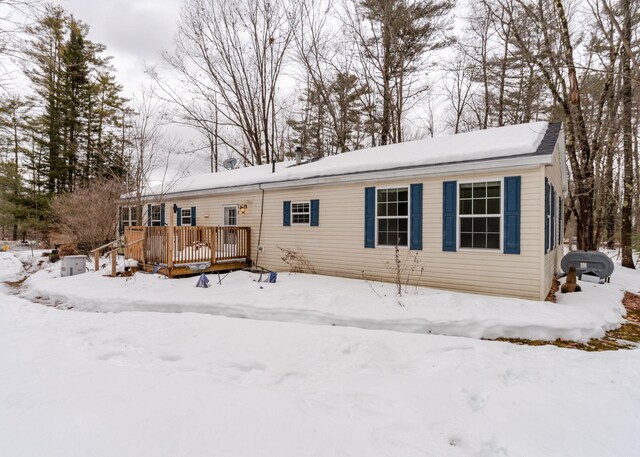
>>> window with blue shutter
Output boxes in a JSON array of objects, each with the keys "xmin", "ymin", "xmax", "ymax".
[
  {"xmin": 310, "ymin": 200, "xmax": 319, "ymax": 226},
  {"xmin": 147, "ymin": 204, "xmax": 152, "ymax": 226},
  {"xmin": 191, "ymin": 206, "xmax": 197, "ymax": 226},
  {"xmin": 544, "ymin": 178, "xmax": 550, "ymax": 253},
  {"xmin": 283, "ymin": 201, "xmax": 291, "ymax": 226},
  {"xmin": 410, "ymin": 184, "xmax": 423, "ymax": 250},
  {"xmin": 176, "ymin": 207, "xmax": 182, "ymax": 226},
  {"xmin": 442, "ymin": 181, "xmax": 457, "ymax": 251},
  {"xmin": 503, "ymin": 176, "xmax": 521, "ymax": 254},
  {"xmin": 364, "ymin": 187, "xmax": 375, "ymax": 248},
  {"xmin": 160, "ymin": 203, "xmax": 166, "ymax": 226}
]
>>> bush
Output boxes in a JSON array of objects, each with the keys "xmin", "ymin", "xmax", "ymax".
[{"xmin": 51, "ymin": 179, "xmax": 123, "ymax": 251}]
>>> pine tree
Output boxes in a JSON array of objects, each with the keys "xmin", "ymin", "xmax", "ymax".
[
  {"xmin": 330, "ymin": 72, "xmax": 367, "ymax": 153},
  {"xmin": 0, "ymin": 96, "xmax": 33, "ymax": 240},
  {"xmin": 23, "ymin": 5, "xmax": 67, "ymax": 194}
]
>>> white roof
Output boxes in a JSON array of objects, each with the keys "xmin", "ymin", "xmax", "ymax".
[{"xmin": 147, "ymin": 121, "xmax": 550, "ymax": 196}]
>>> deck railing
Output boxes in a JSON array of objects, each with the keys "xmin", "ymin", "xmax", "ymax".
[{"xmin": 124, "ymin": 226, "xmax": 251, "ymax": 268}]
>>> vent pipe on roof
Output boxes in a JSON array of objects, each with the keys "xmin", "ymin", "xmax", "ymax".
[{"xmin": 295, "ymin": 146, "xmax": 302, "ymax": 166}]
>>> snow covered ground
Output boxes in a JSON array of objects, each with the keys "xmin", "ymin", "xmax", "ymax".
[
  {"xmin": 22, "ymin": 253, "xmax": 633, "ymax": 341},
  {"xmin": 0, "ymin": 251, "xmax": 26, "ymax": 282},
  {"xmin": 2, "ymin": 250, "xmax": 640, "ymax": 456}
]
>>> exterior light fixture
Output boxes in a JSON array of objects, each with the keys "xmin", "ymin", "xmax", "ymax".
[{"xmin": 239, "ymin": 204, "xmax": 248, "ymax": 214}]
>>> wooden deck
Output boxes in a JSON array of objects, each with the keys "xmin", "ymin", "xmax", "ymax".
[{"xmin": 124, "ymin": 226, "xmax": 251, "ymax": 277}]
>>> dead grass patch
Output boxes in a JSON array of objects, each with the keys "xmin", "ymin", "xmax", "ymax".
[
  {"xmin": 495, "ymin": 291, "xmax": 640, "ymax": 352},
  {"xmin": 545, "ymin": 275, "xmax": 560, "ymax": 303}
]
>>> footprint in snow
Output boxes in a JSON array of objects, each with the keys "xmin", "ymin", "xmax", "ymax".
[
  {"xmin": 370, "ymin": 425, "xmax": 434, "ymax": 457},
  {"xmin": 97, "ymin": 351, "xmax": 137, "ymax": 368},
  {"xmin": 298, "ymin": 391, "xmax": 396, "ymax": 419}
]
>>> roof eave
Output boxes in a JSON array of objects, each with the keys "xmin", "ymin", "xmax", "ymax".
[{"xmin": 140, "ymin": 153, "xmax": 552, "ymax": 200}]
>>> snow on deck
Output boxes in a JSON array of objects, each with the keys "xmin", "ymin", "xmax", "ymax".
[
  {"xmin": 22, "ymin": 253, "xmax": 629, "ymax": 342},
  {"xmin": 146, "ymin": 121, "xmax": 549, "ymax": 195}
]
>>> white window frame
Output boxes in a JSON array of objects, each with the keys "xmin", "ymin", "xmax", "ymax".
[
  {"xmin": 121, "ymin": 206, "xmax": 137, "ymax": 227},
  {"xmin": 181, "ymin": 207, "xmax": 192, "ymax": 226},
  {"xmin": 375, "ymin": 186, "xmax": 410, "ymax": 248},
  {"xmin": 291, "ymin": 201, "xmax": 311, "ymax": 225},
  {"xmin": 222, "ymin": 205, "xmax": 238, "ymax": 226},
  {"xmin": 457, "ymin": 178, "xmax": 503, "ymax": 252},
  {"xmin": 150, "ymin": 204, "xmax": 162, "ymax": 226}
]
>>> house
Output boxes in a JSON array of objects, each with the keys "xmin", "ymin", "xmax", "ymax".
[{"xmin": 120, "ymin": 121, "xmax": 567, "ymax": 301}]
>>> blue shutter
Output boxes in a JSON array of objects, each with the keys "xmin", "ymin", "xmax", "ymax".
[
  {"xmin": 551, "ymin": 187, "xmax": 556, "ymax": 250},
  {"xmin": 544, "ymin": 178, "xmax": 549, "ymax": 253},
  {"xmin": 160, "ymin": 203, "xmax": 166, "ymax": 226},
  {"xmin": 118, "ymin": 206, "xmax": 124, "ymax": 236},
  {"xmin": 191, "ymin": 206, "xmax": 197, "ymax": 226},
  {"xmin": 364, "ymin": 187, "xmax": 375, "ymax": 248},
  {"xmin": 410, "ymin": 184, "xmax": 423, "ymax": 250},
  {"xmin": 176, "ymin": 208, "xmax": 182, "ymax": 226},
  {"xmin": 503, "ymin": 176, "xmax": 521, "ymax": 254},
  {"xmin": 442, "ymin": 181, "xmax": 457, "ymax": 251},
  {"xmin": 147, "ymin": 204, "xmax": 152, "ymax": 226},
  {"xmin": 558, "ymin": 196, "xmax": 563, "ymax": 245},
  {"xmin": 310, "ymin": 200, "xmax": 319, "ymax": 226},
  {"xmin": 283, "ymin": 201, "xmax": 291, "ymax": 226}
]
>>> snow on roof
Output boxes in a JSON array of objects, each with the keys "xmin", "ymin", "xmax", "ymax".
[{"xmin": 149, "ymin": 121, "xmax": 551, "ymax": 196}]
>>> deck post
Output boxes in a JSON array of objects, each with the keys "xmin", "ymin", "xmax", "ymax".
[
  {"xmin": 246, "ymin": 227, "xmax": 251, "ymax": 264},
  {"xmin": 141, "ymin": 227, "xmax": 147, "ymax": 269},
  {"xmin": 93, "ymin": 249, "xmax": 99, "ymax": 272},
  {"xmin": 168, "ymin": 211, "xmax": 174, "ymax": 269},
  {"xmin": 211, "ymin": 227, "xmax": 217, "ymax": 265},
  {"xmin": 111, "ymin": 250, "xmax": 116, "ymax": 277}
]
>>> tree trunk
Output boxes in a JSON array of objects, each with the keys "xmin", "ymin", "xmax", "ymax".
[{"xmin": 620, "ymin": 0, "xmax": 634, "ymax": 268}]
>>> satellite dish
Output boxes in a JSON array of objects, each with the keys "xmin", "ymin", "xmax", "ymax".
[{"xmin": 222, "ymin": 158, "xmax": 238, "ymax": 170}]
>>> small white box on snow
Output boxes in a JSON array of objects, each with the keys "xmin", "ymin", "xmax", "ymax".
[{"xmin": 61, "ymin": 255, "xmax": 87, "ymax": 277}]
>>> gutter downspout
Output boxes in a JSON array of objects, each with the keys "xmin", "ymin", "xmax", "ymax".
[{"xmin": 254, "ymin": 184, "xmax": 265, "ymax": 266}]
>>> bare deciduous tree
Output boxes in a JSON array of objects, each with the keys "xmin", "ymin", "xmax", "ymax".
[
  {"xmin": 344, "ymin": 0, "xmax": 454, "ymax": 145},
  {"xmin": 51, "ymin": 178, "xmax": 123, "ymax": 250},
  {"xmin": 167, "ymin": 0, "xmax": 297, "ymax": 167}
]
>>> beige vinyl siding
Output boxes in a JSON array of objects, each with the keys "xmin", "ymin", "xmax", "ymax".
[
  {"xmin": 163, "ymin": 192, "xmax": 264, "ymax": 229},
  {"xmin": 163, "ymin": 164, "xmax": 546, "ymax": 301},
  {"xmin": 542, "ymin": 142, "xmax": 566, "ymax": 298}
]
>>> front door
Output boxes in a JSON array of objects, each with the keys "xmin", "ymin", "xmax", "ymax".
[
  {"xmin": 223, "ymin": 205, "xmax": 238, "ymax": 247},
  {"xmin": 223, "ymin": 205, "xmax": 238, "ymax": 227}
]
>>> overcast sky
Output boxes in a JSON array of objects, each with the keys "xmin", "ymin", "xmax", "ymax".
[{"xmin": 55, "ymin": 0, "xmax": 183, "ymax": 98}]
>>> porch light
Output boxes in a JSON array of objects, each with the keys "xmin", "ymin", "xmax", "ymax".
[{"xmin": 239, "ymin": 204, "xmax": 248, "ymax": 214}]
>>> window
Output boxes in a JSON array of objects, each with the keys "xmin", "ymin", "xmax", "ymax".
[
  {"xmin": 150, "ymin": 204, "xmax": 162, "ymax": 226},
  {"xmin": 459, "ymin": 181, "xmax": 501, "ymax": 249},
  {"xmin": 291, "ymin": 202, "xmax": 310, "ymax": 224},
  {"xmin": 121, "ymin": 206, "xmax": 137, "ymax": 227},
  {"xmin": 181, "ymin": 208, "xmax": 191, "ymax": 226},
  {"xmin": 377, "ymin": 187, "xmax": 409, "ymax": 246}
]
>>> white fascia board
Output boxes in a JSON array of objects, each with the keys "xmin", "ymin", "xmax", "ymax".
[
  {"xmin": 140, "ymin": 154, "xmax": 552, "ymax": 200},
  {"xmin": 559, "ymin": 130, "xmax": 569, "ymax": 194},
  {"xmin": 261, "ymin": 155, "xmax": 550, "ymax": 190}
]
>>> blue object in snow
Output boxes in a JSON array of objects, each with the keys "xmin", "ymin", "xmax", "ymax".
[
  {"xmin": 267, "ymin": 272, "xmax": 277, "ymax": 283},
  {"xmin": 152, "ymin": 264, "xmax": 160, "ymax": 274},
  {"xmin": 196, "ymin": 273, "xmax": 210, "ymax": 288}
]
